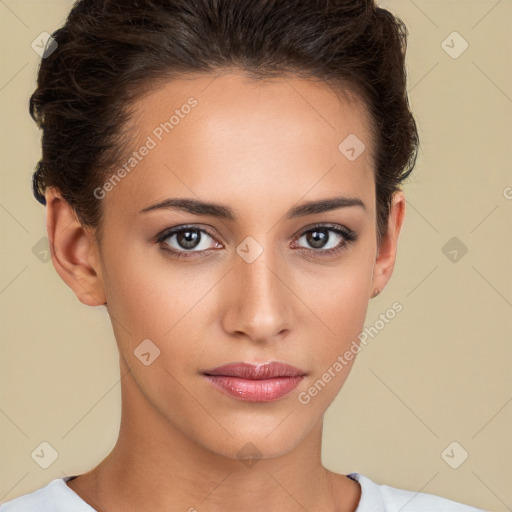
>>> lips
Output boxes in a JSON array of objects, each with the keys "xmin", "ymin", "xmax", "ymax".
[
  {"xmin": 202, "ymin": 362, "xmax": 307, "ymax": 402},
  {"xmin": 203, "ymin": 362, "xmax": 306, "ymax": 379}
]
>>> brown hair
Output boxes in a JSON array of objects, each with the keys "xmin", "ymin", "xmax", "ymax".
[{"xmin": 30, "ymin": 0, "xmax": 419, "ymax": 247}]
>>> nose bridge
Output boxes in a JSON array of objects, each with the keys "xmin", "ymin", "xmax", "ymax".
[{"xmin": 225, "ymin": 240, "xmax": 292, "ymax": 341}]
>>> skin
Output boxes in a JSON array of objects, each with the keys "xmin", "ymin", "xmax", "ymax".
[{"xmin": 45, "ymin": 70, "xmax": 405, "ymax": 512}]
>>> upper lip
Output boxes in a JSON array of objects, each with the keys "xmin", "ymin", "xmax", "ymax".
[{"xmin": 202, "ymin": 362, "xmax": 307, "ymax": 379}]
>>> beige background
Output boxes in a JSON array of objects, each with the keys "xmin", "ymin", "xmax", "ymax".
[{"xmin": 1, "ymin": 1, "xmax": 511, "ymax": 510}]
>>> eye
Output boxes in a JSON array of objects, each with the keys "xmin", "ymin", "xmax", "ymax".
[
  {"xmin": 156, "ymin": 225, "xmax": 221, "ymax": 258},
  {"xmin": 155, "ymin": 223, "xmax": 357, "ymax": 260},
  {"xmin": 293, "ymin": 224, "xmax": 357, "ymax": 256}
]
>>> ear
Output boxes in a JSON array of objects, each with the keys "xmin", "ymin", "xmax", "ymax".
[
  {"xmin": 370, "ymin": 190, "xmax": 406, "ymax": 298},
  {"xmin": 45, "ymin": 187, "xmax": 107, "ymax": 307}
]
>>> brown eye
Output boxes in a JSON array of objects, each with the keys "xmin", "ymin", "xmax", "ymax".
[
  {"xmin": 157, "ymin": 225, "xmax": 221, "ymax": 257},
  {"xmin": 294, "ymin": 224, "xmax": 358, "ymax": 256}
]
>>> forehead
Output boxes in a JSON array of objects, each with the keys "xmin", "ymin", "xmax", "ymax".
[{"xmin": 103, "ymin": 71, "xmax": 376, "ymax": 219}]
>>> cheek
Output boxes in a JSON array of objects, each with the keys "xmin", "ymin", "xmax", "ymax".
[
  {"xmin": 101, "ymin": 243, "xmax": 220, "ymax": 364},
  {"xmin": 294, "ymin": 273, "xmax": 371, "ymax": 411},
  {"xmin": 99, "ymin": 242, "xmax": 172, "ymax": 349},
  {"xmin": 307, "ymin": 257, "xmax": 372, "ymax": 321},
  {"xmin": 300, "ymin": 259, "xmax": 372, "ymax": 368}
]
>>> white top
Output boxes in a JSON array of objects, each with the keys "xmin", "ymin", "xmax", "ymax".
[{"xmin": 0, "ymin": 473, "xmax": 488, "ymax": 511}]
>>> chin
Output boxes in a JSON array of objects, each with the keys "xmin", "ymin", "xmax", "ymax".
[{"xmin": 196, "ymin": 421, "xmax": 310, "ymax": 464}]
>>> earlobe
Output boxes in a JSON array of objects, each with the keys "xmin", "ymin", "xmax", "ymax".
[
  {"xmin": 45, "ymin": 187, "xmax": 106, "ymax": 307},
  {"xmin": 370, "ymin": 190, "xmax": 406, "ymax": 299}
]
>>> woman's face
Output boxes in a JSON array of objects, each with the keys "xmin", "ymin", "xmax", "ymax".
[{"xmin": 49, "ymin": 71, "xmax": 403, "ymax": 461}]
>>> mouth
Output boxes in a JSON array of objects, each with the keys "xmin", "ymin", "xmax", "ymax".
[{"xmin": 201, "ymin": 362, "xmax": 307, "ymax": 402}]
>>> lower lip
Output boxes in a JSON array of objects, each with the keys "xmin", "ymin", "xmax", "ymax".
[{"xmin": 203, "ymin": 375, "xmax": 304, "ymax": 402}]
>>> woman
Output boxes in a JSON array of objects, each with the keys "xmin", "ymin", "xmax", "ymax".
[{"xmin": 1, "ymin": 0, "xmax": 487, "ymax": 510}]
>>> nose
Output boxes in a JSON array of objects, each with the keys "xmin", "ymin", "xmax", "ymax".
[{"xmin": 220, "ymin": 246, "xmax": 294, "ymax": 344}]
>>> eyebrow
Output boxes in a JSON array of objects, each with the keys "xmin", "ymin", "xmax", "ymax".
[{"xmin": 139, "ymin": 195, "xmax": 366, "ymax": 220}]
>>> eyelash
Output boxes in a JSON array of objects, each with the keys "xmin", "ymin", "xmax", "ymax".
[{"xmin": 155, "ymin": 223, "xmax": 358, "ymax": 260}]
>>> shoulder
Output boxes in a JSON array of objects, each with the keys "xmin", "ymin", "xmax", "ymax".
[
  {"xmin": 0, "ymin": 477, "xmax": 95, "ymax": 512},
  {"xmin": 348, "ymin": 472, "xmax": 489, "ymax": 512}
]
